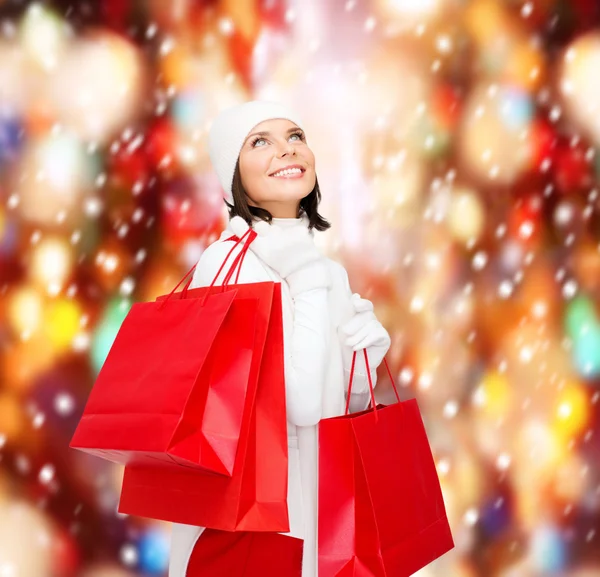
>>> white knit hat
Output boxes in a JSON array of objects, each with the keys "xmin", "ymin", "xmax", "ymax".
[{"xmin": 207, "ymin": 100, "xmax": 304, "ymax": 204}]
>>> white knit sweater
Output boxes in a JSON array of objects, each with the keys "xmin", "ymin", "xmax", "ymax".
[{"xmin": 168, "ymin": 215, "xmax": 386, "ymax": 577}]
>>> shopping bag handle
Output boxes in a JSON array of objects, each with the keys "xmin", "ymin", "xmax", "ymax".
[
  {"xmin": 157, "ymin": 227, "xmax": 256, "ymax": 309},
  {"xmin": 344, "ymin": 351, "xmax": 400, "ymax": 421},
  {"xmin": 190, "ymin": 227, "xmax": 257, "ymax": 307},
  {"xmin": 194, "ymin": 227, "xmax": 254, "ymax": 291},
  {"xmin": 220, "ymin": 231, "xmax": 255, "ymax": 286},
  {"xmin": 156, "ymin": 260, "xmax": 200, "ymax": 310}
]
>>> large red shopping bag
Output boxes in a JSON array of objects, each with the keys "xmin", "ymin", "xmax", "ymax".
[
  {"xmin": 117, "ymin": 233, "xmax": 290, "ymax": 532},
  {"xmin": 319, "ymin": 351, "xmax": 455, "ymax": 576},
  {"xmin": 70, "ymin": 229, "xmax": 261, "ymax": 477}
]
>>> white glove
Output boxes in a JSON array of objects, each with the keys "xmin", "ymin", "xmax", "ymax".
[
  {"xmin": 229, "ymin": 216, "xmax": 331, "ymax": 297},
  {"xmin": 339, "ymin": 293, "xmax": 391, "ymax": 369}
]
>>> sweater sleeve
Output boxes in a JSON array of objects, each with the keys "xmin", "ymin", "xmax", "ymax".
[
  {"xmin": 189, "ymin": 240, "xmax": 330, "ymax": 427},
  {"xmin": 330, "ymin": 261, "xmax": 381, "ymax": 413}
]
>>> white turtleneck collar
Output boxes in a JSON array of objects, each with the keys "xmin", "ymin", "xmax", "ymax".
[
  {"xmin": 221, "ymin": 213, "xmax": 312, "ymax": 240},
  {"xmin": 271, "ymin": 215, "xmax": 307, "ymax": 228}
]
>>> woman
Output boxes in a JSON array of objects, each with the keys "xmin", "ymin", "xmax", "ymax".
[{"xmin": 169, "ymin": 100, "xmax": 391, "ymax": 577}]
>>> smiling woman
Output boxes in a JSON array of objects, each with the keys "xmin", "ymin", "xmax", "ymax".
[
  {"xmin": 168, "ymin": 100, "xmax": 391, "ymax": 577},
  {"xmin": 238, "ymin": 118, "xmax": 315, "ymax": 217},
  {"xmin": 227, "ymin": 119, "xmax": 331, "ymax": 231}
]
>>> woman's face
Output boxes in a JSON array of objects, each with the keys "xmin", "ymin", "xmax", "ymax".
[{"xmin": 237, "ymin": 118, "xmax": 316, "ymax": 217}]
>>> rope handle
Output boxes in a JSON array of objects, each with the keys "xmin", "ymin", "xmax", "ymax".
[
  {"xmin": 344, "ymin": 351, "xmax": 400, "ymax": 421},
  {"xmin": 192, "ymin": 229, "xmax": 256, "ymax": 307},
  {"xmin": 157, "ymin": 227, "xmax": 257, "ymax": 309}
]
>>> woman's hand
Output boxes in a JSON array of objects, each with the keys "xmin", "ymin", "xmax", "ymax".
[
  {"xmin": 229, "ymin": 216, "xmax": 331, "ymax": 296},
  {"xmin": 339, "ymin": 293, "xmax": 391, "ymax": 366}
]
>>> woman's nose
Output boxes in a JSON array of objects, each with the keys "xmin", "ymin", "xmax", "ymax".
[{"xmin": 279, "ymin": 143, "xmax": 296, "ymax": 156}]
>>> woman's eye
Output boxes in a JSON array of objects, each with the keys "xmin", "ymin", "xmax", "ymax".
[{"xmin": 251, "ymin": 132, "xmax": 304, "ymax": 148}]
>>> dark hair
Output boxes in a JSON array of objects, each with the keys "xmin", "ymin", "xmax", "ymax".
[{"xmin": 224, "ymin": 157, "xmax": 331, "ymax": 232}]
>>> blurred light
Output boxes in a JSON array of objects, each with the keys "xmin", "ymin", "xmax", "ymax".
[
  {"xmin": 552, "ymin": 452, "xmax": 589, "ymax": 503},
  {"xmin": 2, "ymin": 334, "xmax": 56, "ymax": 393},
  {"xmin": 252, "ymin": 26, "xmax": 291, "ymax": 88},
  {"xmin": 480, "ymin": 493, "xmax": 511, "ymax": 538},
  {"xmin": 372, "ymin": 149, "xmax": 426, "ymax": 226},
  {"xmin": 507, "ymin": 40, "xmax": 545, "ymax": 90},
  {"xmin": 446, "ymin": 186, "xmax": 485, "ymax": 244},
  {"xmin": 119, "ymin": 543, "xmax": 138, "ymax": 567},
  {"xmin": 137, "ymin": 527, "xmax": 169, "ymax": 574},
  {"xmin": 90, "ymin": 297, "xmax": 132, "ymax": 376},
  {"xmin": 0, "ymin": 499, "xmax": 55, "ymax": 577},
  {"xmin": 553, "ymin": 382, "xmax": 590, "ymax": 439},
  {"xmin": 499, "ymin": 238, "xmax": 526, "ymax": 274},
  {"xmin": 50, "ymin": 526, "xmax": 81, "ymax": 576},
  {"xmin": 20, "ymin": 3, "xmax": 71, "ymax": 71},
  {"xmin": 343, "ymin": 48, "xmax": 431, "ymax": 137},
  {"xmin": 564, "ymin": 294, "xmax": 596, "ymax": 340},
  {"xmin": 465, "ymin": 0, "xmax": 507, "ymax": 46},
  {"xmin": 472, "ymin": 371, "xmax": 512, "ymax": 418},
  {"xmin": 552, "ymin": 198, "xmax": 586, "ymax": 242},
  {"xmin": 458, "ymin": 83, "xmax": 535, "ymax": 184},
  {"xmin": 572, "ymin": 325, "xmax": 600, "ymax": 378},
  {"xmin": 519, "ymin": 263, "xmax": 559, "ymax": 324},
  {"xmin": 0, "ymin": 42, "xmax": 27, "ymax": 111},
  {"xmin": 408, "ymin": 111, "xmax": 452, "ymax": 158},
  {"xmin": 498, "ymin": 86, "xmax": 534, "ymax": 129},
  {"xmin": 48, "ymin": 31, "xmax": 145, "ymax": 143},
  {"xmin": 571, "ymin": 241, "xmax": 600, "ymax": 292},
  {"xmin": 42, "ymin": 297, "xmax": 83, "ymax": 352},
  {"xmin": 7, "ymin": 285, "xmax": 43, "ymax": 337},
  {"xmin": 93, "ymin": 239, "xmax": 132, "ymax": 292},
  {"xmin": 559, "ymin": 31, "xmax": 600, "ymax": 146},
  {"xmin": 18, "ymin": 132, "xmax": 94, "ymax": 227},
  {"xmin": 54, "ymin": 391, "xmax": 75, "ymax": 416},
  {"xmin": 515, "ymin": 420, "xmax": 566, "ymax": 482},
  {"xmin": 29, "ymin": 236, "xmax": 74, "ymax": 293},
  {"xmin": 38, "ymin": 463, "xmax": 55, "ymax": 484},
  {"xmin": 171, "ymin": 87, "xmax": 208, "ymax": 135},
  {"xmin": 409, "ymin": 83, "xmax": 460, "ymax": 157},
  {"xmin": 530, "ymin": 523, "xmax": 567, "ymax": 573},
  {"xmin": 467, "ymin": 0, "xmax": 546, "ymax": 90},
  {"xmin": 564, "ymin": 294, "xmax": 600, "ymax": 378},
  {"xmin": 0, "ymin": 392, "xmax": 25, "ymax": 442},
  {"xmin": 377, "ymin": 0, "xmax": 444, "ymax": 26},
  {"xmin": 38, "ymin": 133, "xmax": 92, "ymax": 191},
  {"xmin": 158, "ymin": 43, "xmax": 192, "ymax": 89},
  {"xmin": 79, "ymin": 563, "xmax": 136, "ymax": 577},
  {"xmin": 0, "ymin": 113, "xmax": 24, "ymax": 165}
]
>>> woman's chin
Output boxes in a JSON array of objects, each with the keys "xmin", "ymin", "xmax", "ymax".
[{"xmin": 263, "ymin": 182, "xmax": 312, "ymax": 198}]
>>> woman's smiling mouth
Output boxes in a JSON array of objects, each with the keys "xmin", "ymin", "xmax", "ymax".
[{"xmin": 269, "ymin": 165, "xmax": 306, "ymax": 178}]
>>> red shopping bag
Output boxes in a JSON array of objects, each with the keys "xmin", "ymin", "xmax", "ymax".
[
  {"xmin": 319, "ymin": 351, "xmax": 455, "ymax": 576},
  {"xmin": 70, "ymin": 229, "xmax": 260, "ymax": 477},
  {"xmin": 186, "ymin": 529, "xmax": 303, "ymax": 577},
  {"xmin": 117, "ymin": 233, "xmax": 290, "ymax": 532}
]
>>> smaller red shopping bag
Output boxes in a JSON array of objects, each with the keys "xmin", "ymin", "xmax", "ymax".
[
  {"xmin": 70, "ymin": 229, "xmax": 260, "ymax": 477},
  {"xmin": 318, "ymin": 351, "xmax": 454, "ymax": 576},
  {"xmin": 186, "ymin": 529, "xmax": 303, "ymax": 577}
]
